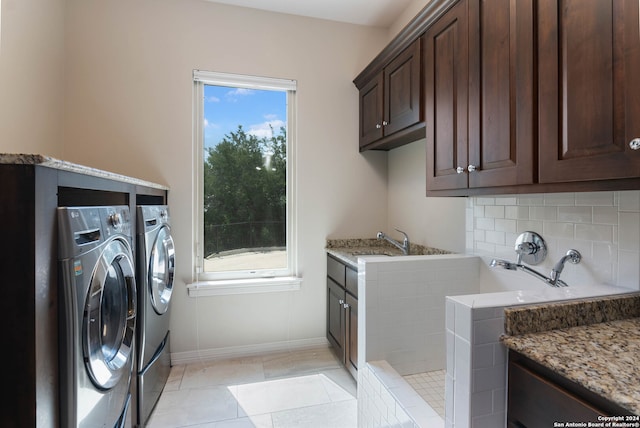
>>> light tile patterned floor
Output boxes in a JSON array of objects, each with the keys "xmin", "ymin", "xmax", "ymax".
[
  {"xmin": 402, "ymin": 369, "xmax": 446, "ymax": 418},
  {"xmin": 147, "ymin": 347, "xmax": 357, "ymax": 428}
]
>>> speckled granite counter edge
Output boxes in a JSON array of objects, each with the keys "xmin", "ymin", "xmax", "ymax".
[
  {"xmin": 504, "ymin": 292, "xmax": 640, "ymax": 336},
  {"xmin": 501, "ymin": 318, "xmax": 640, "ymax": 415},
  {"xmin": 0, "ymin": 153, "xmax": 169, "ymax": 190},
  {"xmin": 326, "ymin": 238, "xmax": 451, "ymax": 268}
]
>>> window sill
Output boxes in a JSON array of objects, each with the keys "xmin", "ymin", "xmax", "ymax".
[{"xmin": 187, "ymin": 276, "xmax": 302, "ymax": 297}]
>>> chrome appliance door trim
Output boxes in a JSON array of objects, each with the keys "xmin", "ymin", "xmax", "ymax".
[
  {"xmin": 148, "ymin": 225, "xmax": 175, "ymax": 315},
  {"xmin": 83, "ymin": 237, "xmax": 137, "ymax": 390}
]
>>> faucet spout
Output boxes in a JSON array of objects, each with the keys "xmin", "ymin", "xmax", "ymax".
[
  {"xmin": 490, "ymin": 258, "xmax": 569, "ymax": 287},
  {"xmin": 550, "ymin": 249, "xmax": 581, "ymax": 286},
  {"xmin": 376, "ymin": 228, "xmax": 410, "ymax": 255}
]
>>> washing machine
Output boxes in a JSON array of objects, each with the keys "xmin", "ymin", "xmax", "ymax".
[
  {"xmin": 133, "ymin": 205, "xmax": 175, "ymax": 427},
  {"xmin": 58, "ymin": 206, "xmax": 137, "ymax": 428}
]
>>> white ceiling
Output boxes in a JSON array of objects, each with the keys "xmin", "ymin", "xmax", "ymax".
[{"xmin": 205, "ymin": 0, "xmax": 415, "ymax": 27}]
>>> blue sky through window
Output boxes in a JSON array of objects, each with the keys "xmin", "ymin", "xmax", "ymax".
[{"xmin": 203, "ymin": 85, "xmax": 287, "ymax": 148}]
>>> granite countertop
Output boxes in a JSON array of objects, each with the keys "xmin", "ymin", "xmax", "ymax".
[
  {"xmin": 326, "ymin": 238, "xmax": 451, "ymax": 268},
  {"xmin": 501, "ymin": 293, "xmax": 640, "ymax": 415},
  {"xmin": 0, "ymin": 153, "xmax": 169, "ymax": 190}
]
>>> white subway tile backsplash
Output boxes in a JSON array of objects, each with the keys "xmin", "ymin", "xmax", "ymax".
[
  {"xmin": 619, "ymin": 191, "xmax": 640, "ymax": 212},
  {"xmin": 619, "ymin": 212, "xmax": 640, "ymax": 252},
  {"xmin": 469, "ymin": 191, "xmax": 640, "ymax": 290},
  {"xmin": 475, "ymin": 218, "xmax": 495, "ymax": 231},
  {"xmin": 515, "ymin": 220, "xmax": 543, "ymax": 233},
  {"xmin": 494, "ymin": 219, "xmax": 516, "ymax": 233},
  {"xmin": 504, "ymin": 205, "xmax": 529, "ymax": 220},
  {"xmin": 593, "ymin": 206, "xmax": 618, "ymax": 225},
  {"xmin": 485, "ymin": 231, "xmax": 505, "ymax": 245},
  {"xmin": 494, "ymin": 196, "xmax": 517, "ymax": 206},
  {"xmin": 575, "ymin": 223, "xmax": 614, "ymax": 242},
  {"xmin": 484, "ymin": 206, "xmax": 505, "ymax": 219},
  {"xmin": 557, "ymin": 206, "xmax": 593, "ymax": 223},
  {"xmin": 475, "ymin": 197, "xmax": 496, "ymax": 206},
  {"xmin": 575, "ymin": 191, "xmax": 615, "ymax": 206},
  {"xmin": 517, "ymin": 194, "xmax": 544, "ymax": 205},
  {"xmin": 544, "ymin": 193, "xmax": 576, "ymax": 206},
  {"xmin": 618, "ymin": 251, "xmax": 640, "ymax": 290},
  {"xmin": 530, "ymin": 206, "xmax": 557, "ymax": 221},
  {"xmin": 542, "ymin": 221, "xmax": 574, "ymax": 239}
]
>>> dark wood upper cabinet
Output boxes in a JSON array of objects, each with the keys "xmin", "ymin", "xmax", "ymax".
[
  {"xmin": 358, "ymin": 74, "xmax": 384, "ymax": 147},
  {"xmin": 357, "ymin": 39, "xmax": 424, "ymax": 151},
  {"xmin": 358, "ymin": 0, "xmax": 640, "ymax": 194},
  {"xmin": 538, "ymin": 0, "xmax": 640, "ymax": 184},
  {"xmin": 425, "ymin": 0, "xmax": 469, "ymax": 191},
  {"xmin": 468, "ymin": 0, "xmax": 536, "ymax": 188},
  {"xmin": 426, "ymin": 0, "xmax": 536, "ymax": 193},
  {"xmin": 384, "ymin": 40, "xmax": 422, "ymax": 136}
]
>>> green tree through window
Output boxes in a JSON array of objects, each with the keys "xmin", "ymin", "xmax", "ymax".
[{"xmin": 203, "ymin": 125, "xmax": 287, "ymax": 261}]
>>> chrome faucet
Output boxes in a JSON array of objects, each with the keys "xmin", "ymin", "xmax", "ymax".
[
  {"xmin": 490, "ymin": 258, "xmax": 570, "ymax": 287},
  {"xmin": 376, "ymin": 228, "xmax": 410, "ymax": 255},
  {"xmin": 550, "ymin": 249, "xmax": 582, "ymax": 287},
  {"xmin": 489, "ymin": 231, "xmax": 582, "ymax": 288}
]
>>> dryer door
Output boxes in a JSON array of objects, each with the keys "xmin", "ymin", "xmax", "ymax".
[
  {"xmin": 148, "ymin": 225, "xmax": 175, "ymax": 315},
  {"xmin": 84, "ymin": 237, "xmax": 137, "ymax": 390}
]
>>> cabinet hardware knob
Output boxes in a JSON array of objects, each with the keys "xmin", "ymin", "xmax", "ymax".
[
  {"xmin": 630, "ymin": 138, "xmax": 640, "ymax": 150},
  {"xmin": 456, "ymin": 166, "xmax": 465, "ymax": 174},
  {"xmin": 338, "ymin": 299, "xmax": 344, "ymax": 305},
  {"xmin": 382, "ymin": 121, "xmax": 388, "ymax": 126},
  {"xmin": 343, "ymin": 303, "xmax": 350, "ymax": 309},
  {"xmin": 468, "ymin": 165, "xmax": 478, "ymax": 172},
  {"xmin": 375, "ymin": 124, "xmax": 381, "ymax": 129}
]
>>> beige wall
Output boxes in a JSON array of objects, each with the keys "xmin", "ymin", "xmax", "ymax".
[
  {"xmin": 0, "ymin": 0, "xmax": 466, "ymax": 358},
  {"xmin": 0, "ymin": 0, "xmax": 66, "ymax": 155},
  {"xmin": 63, "ymin": 0, "xmax": 392, "ymax": 356}
]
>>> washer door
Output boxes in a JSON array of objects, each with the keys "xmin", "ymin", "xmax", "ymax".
[
  {"xmin": 148, "ymin": 225, "xmax": 175, "ymax": 315},
  {"xmin": 84, "ymin": 238, "xmax": 136, "ymax": 390}
]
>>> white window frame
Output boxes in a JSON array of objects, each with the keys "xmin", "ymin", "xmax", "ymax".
[{"xmin": 189, "ymin": 70, "xmax": 300, "ymax": 296}]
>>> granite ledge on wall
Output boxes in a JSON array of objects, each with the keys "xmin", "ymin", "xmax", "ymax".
[
  {"xmin": 500, "ymin": 292, "xmax": 640, "ymax": 416},
  {"xmin": 503, "ymin": 292, "xmax": 640, "ymax": 336},
  {"xmin": 326, "ymin": 238, "xmax": 451, "ymax": 268},
  {"xmin": 0, "ymin": 153, "xmax": 168, "ymax": 190}
]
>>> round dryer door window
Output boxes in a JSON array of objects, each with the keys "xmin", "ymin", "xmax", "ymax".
[
  {"xmin": 148, "ymin": 225, "xmax": 175, "ymax": 315},
  {"xmin": 84, "ymin": 238, "xmax": 136, "ymax": 390}
]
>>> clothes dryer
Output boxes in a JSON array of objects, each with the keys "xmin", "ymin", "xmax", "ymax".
[
  {"xmin": 58, "ymin": 206, "xmax": 137, "ymax": 428},
  {"xmin": 133, "ymin": 205, "xmax": 175, "ymax": 427}
]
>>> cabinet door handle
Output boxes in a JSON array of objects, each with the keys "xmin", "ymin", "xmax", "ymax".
[
  {"xmin": 468, "ymin": 164, "xmax": 478, "ymax": 172},
  {"xmin": 343, "ymin": 303, "xmax": 350, "ymax": 309},
  {"xmin": 338, "ymin": 299, "xmax": 345, "ymax": 305},
  {"xmin": 456, "ymin": 166, "xmax": 465, "ymax": 174},
  {"xmin": 375, "ymin": 124, "xmax": 382, "ymax": 129},
  {"xmin": 382, "ymin": 121, "xmax": 388, "ymax": 126},
  {"xmin": 630, "ymin": 138, "xmax": 640, "ymax": 150}
]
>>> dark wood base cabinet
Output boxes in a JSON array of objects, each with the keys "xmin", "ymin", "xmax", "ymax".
[
  {"xmin": 507, "ymin": 352, "xmax": 633, "ymax": 427},
  {"xmin": 326, "ymin": 255, "xmax": 358, "ymax": 379},
  {"xmin": 0, "ymin": 162, "xmax": 166, "ymax": 428}
]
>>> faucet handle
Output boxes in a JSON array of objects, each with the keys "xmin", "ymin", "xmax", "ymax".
[{"xmin": 514, "ymin": 231, "xmax": 547, "ymax": 265}]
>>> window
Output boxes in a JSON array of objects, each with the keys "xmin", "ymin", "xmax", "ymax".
[{"xmin": 192, "ymin": 70, "xmax": 299, "ymax": 294}]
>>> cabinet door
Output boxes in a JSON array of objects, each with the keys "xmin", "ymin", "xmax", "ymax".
[
  {"xmin": 538, "ymin": 0, "xmax": 640, "ymax": 183},
  {"xmin": 345, "ymin": 293, "xmax": 358, "ymax": 379},
  {"xmin": 425, "ymin": 0, "xmax": 469, "ymax": 191},
  {"xmin": 327, "ymin": 278, "xmax": 346, "ymax": 362},
  {"xmin": 468, "ymin": 0, "xmax": 535, "ymax": 188},
  {"xmin": 384, "ymin": 39, "xmax": 422, "ymax": 136},
  {"xmin": 359, "ymin": 73, "xmax": 384, "ymax": 148},
  {"xmin": 508, "ymin": 359, "xmax": 605, "ymax": 426}
]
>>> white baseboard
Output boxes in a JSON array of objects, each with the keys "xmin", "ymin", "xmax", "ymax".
[{"xmin": 170, "ymin": 337, "xmax": 330, "ymax": 365}]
